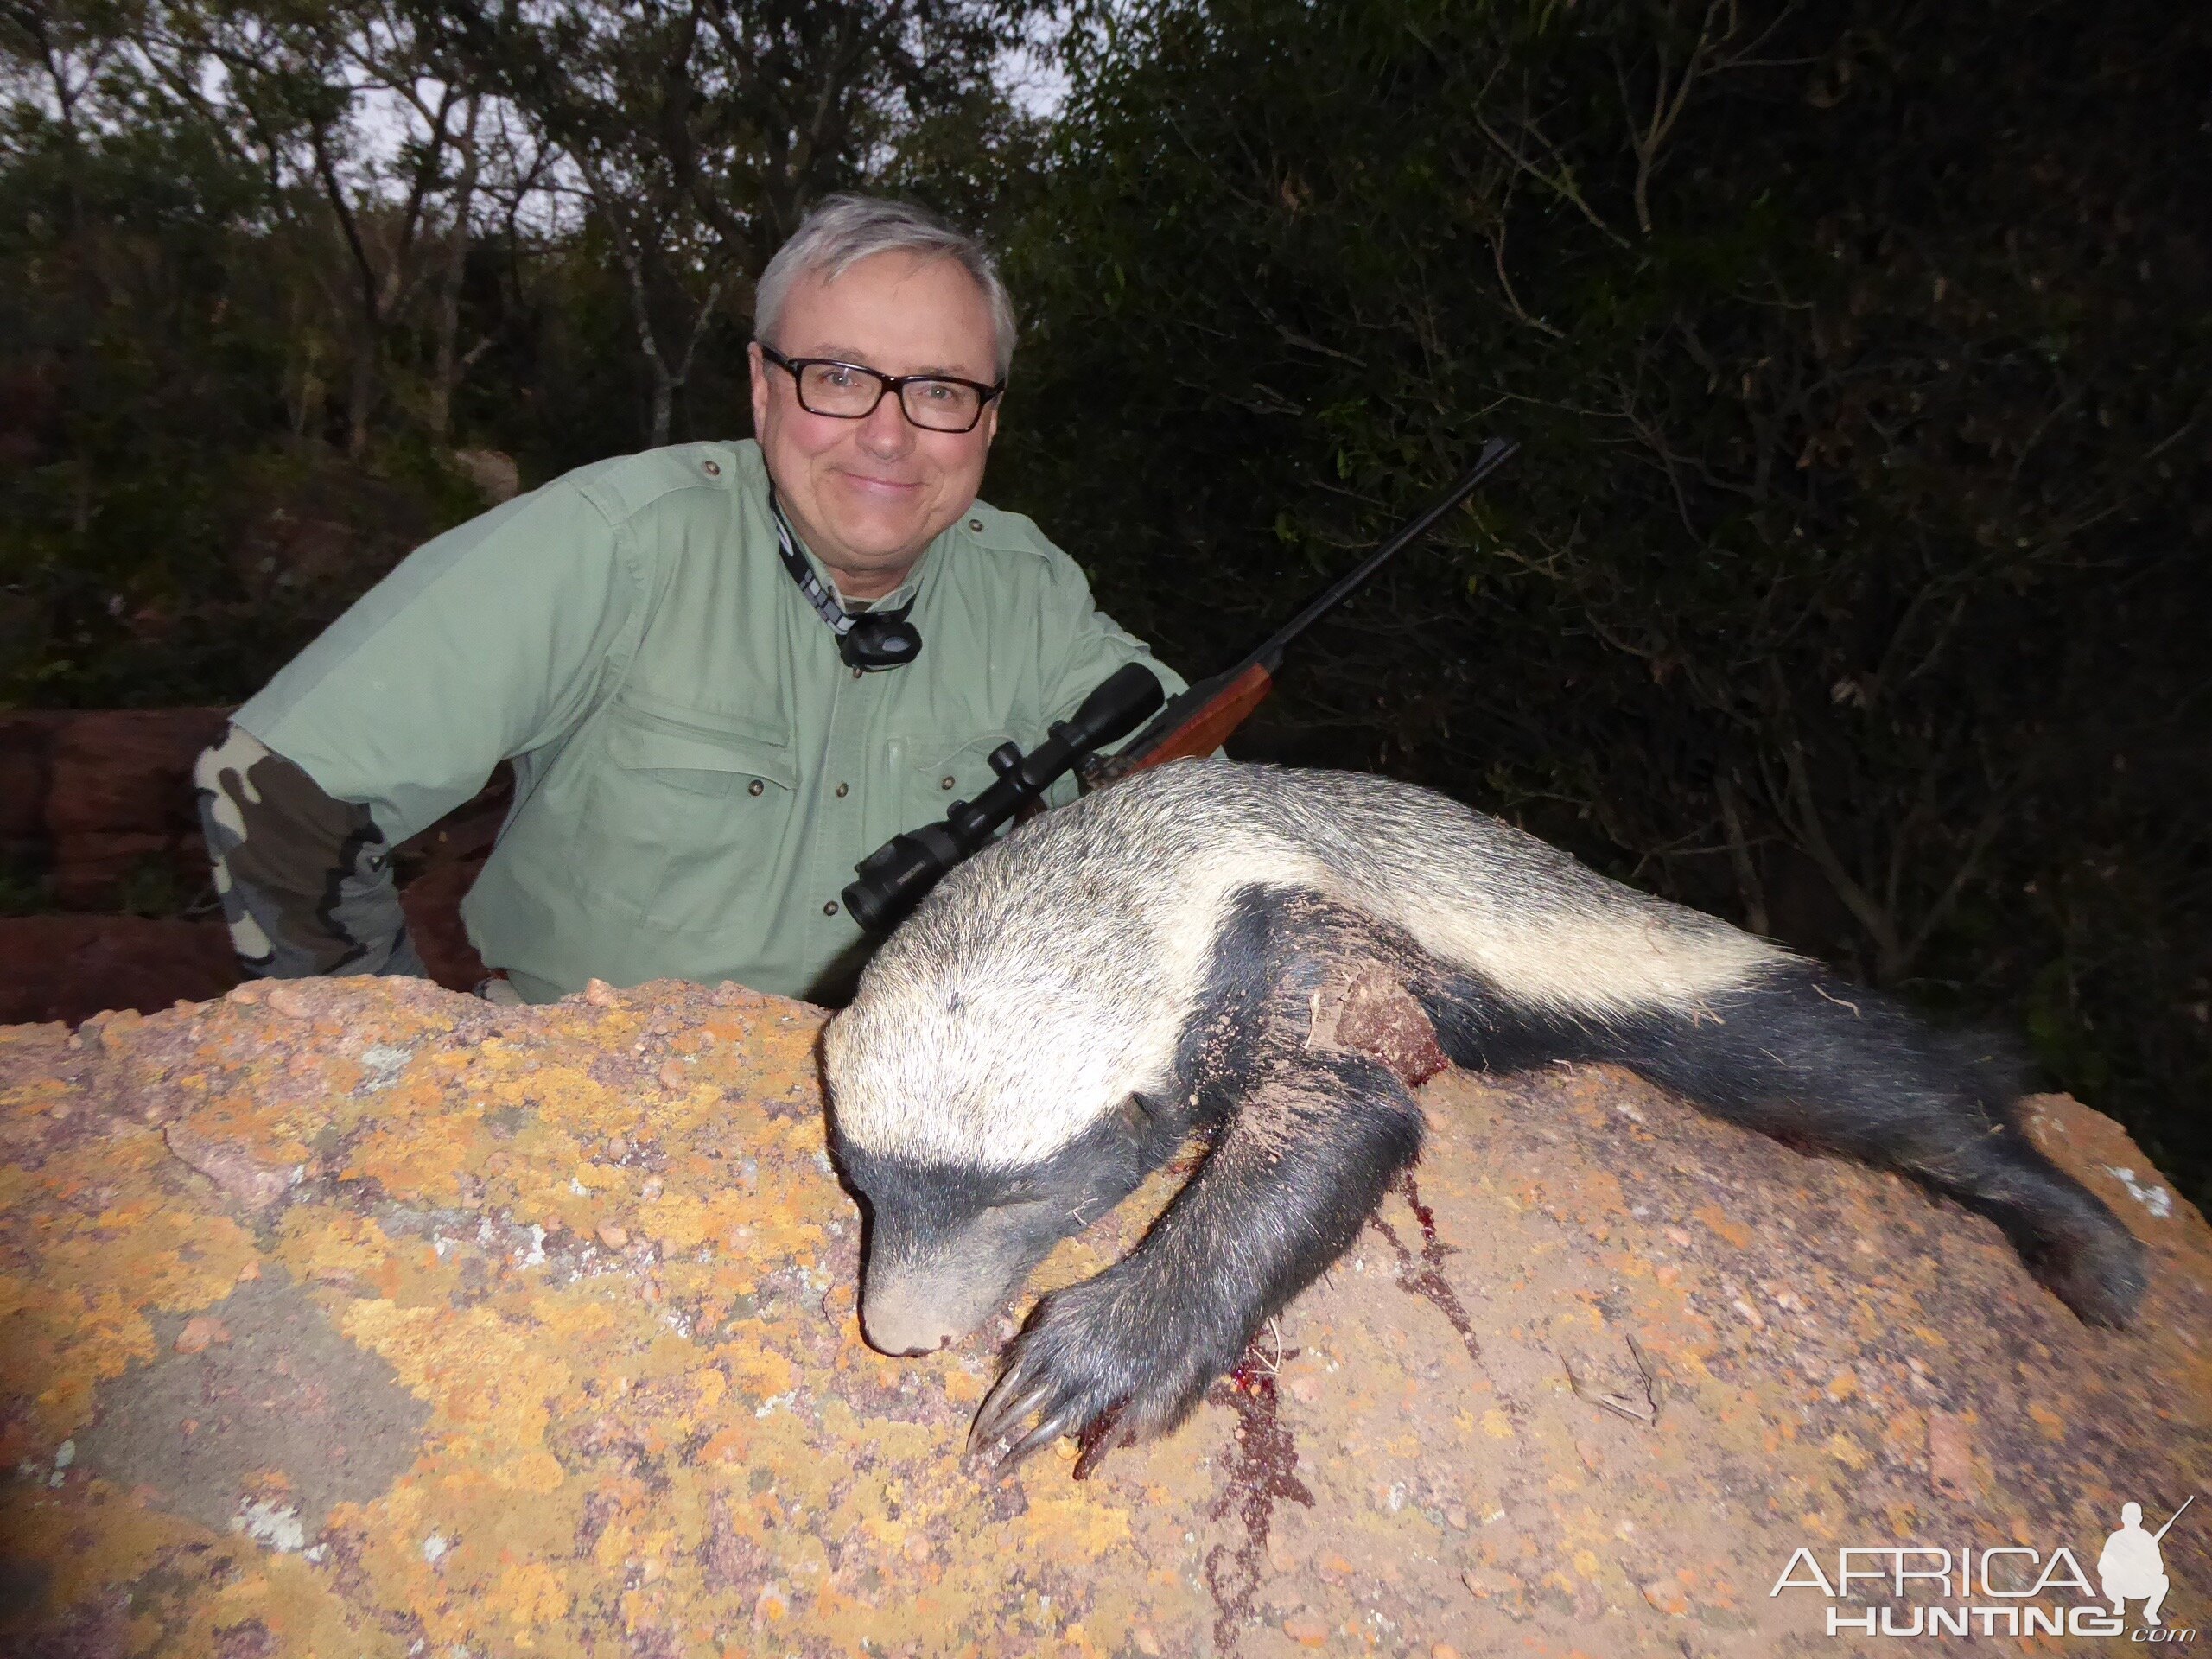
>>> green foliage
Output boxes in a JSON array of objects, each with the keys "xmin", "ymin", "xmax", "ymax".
[
  {"xmin": 0, "ymin": 68, "xmax": 482, "ymax": 706},
  {"xmin": 1, "ymin": 75, "xmax": 289, "ymax": 703},
  {"xmin": 114, "ymin": 855, "xmax": 201, "ymax": 919},
  {"xmin": 993, "ymin": 0, "xmax": 2211, "ymax": 1196}
]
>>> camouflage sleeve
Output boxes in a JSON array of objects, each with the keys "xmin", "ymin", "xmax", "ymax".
[{"xmin": 192, "ymin": 725, "xmax": 426, "ymax": 979}]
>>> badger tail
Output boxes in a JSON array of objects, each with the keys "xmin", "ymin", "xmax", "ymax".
[{"xmin": 1427, "ymin": 959, "xmax": 2148, "ymax": 1327}]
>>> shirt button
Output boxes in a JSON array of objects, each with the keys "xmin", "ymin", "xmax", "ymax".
[
  {"xmin": 835, "ymin": 782, "xmax": 849, "ymax": 798},
  {"xmin": 703, "ymin": 459, "xmax": 721, "ymax": 476},
  {"xmin": 940, "ymin": 775, "xmax": 956, "ymax": 791},
  {"xmin": 968, "ymin": 518, "xmax": 983, "ymax": 531},
  {"xmin": 823, "ymin": 900, "xmax": 839, "ymax": 916},
  {"xmin": 747, "ymin": 779, "xmax": 764, "ymax": 797},
  {"xmin": 851, "ymin": 666, "xmax": 864, "ymax": 680}
]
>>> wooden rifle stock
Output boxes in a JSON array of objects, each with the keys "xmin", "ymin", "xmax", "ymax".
[
  {"xmin": 1085, "ymin": 437, "xmax": 1517, "ymax": 787},
  {"xmin": 1126, "ymin": 661, "xmax": 1274, "ymax": 773}
]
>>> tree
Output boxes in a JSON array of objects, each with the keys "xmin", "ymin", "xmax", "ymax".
[
  {"xmin": 445, "ymin": 0, "xmax": 1043, "ymax": 445},
  {"xmin": 997, "ymin": 0, "xmax": 2210, "ymax": 1188},
  {"xmin": 126, "ymin": 0, "xmax": 536, "ymax": 453}
]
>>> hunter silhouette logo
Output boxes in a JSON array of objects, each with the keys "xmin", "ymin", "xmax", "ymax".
[{"xmin": 2101, "ymin": 1497, "xmax": 2193, "ymax": 1628}]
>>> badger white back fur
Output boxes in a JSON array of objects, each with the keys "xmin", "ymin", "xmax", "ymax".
[
  {"xmin": 830, "ymin": 760, "xmax": 1775, "ymax": 1168},
  {"xmin": 823, "ymin": 760, "xmax": 2145, "ymax": 1471}
]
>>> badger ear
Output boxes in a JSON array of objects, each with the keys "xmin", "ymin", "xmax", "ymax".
[{"xmin": 1118, "ymin": 1095, "xmax": 1154, "ymax": 1138}]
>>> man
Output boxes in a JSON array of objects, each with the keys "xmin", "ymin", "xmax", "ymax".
[
  {"xmin": 194, "ymin": 194, "xmax": 1184, "ymax": 1004},
  {"xmin": 2097, "ymin": 1502, "xmax": 2174, "ymax": 1626}
]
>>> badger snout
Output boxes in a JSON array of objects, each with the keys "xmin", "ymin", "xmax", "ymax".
[
  {"xmin": 860, "ymin": 1277, "xmax": 975, "ymax": 1356},
  {"xmin": 858, "ymin": 1205, "xmax": 1065, "ymax": 1359},
  {"xmin": 859, "ymin": 1257, "xmax": 1015, "ymax": 1357},
  {"xmin": 842, "ymin": 1138, "xmax": 1149, "ymax": 1361}
]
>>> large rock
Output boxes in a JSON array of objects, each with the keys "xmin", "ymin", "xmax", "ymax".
[
  {"xmin": 0, "ymin": 912, "xmax": 239, "ymax": 1026},
  {"xmin": 0, "ymin": 711, "xmax": 67, "ymax": 854},
  {"xmin": 0, "ymin": 706, "xmax": 237, "ymax": 920},
  {"xmin": 42, "ymin": 708, "xmax": 232, "ymax": 906},
  {"xmin": 0, "ymin": 710, "xmax": 505, "ymax": 1021},
  {"xmin": 0, "ymin": 977, "xmax": 2205, "ymax": 1656}
]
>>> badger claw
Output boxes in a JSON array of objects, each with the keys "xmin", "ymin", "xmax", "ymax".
[
  {"xmin": 966, "ymin": 1268, "xmax": 1234, "ymax": 1476},
  {"xmin": 969, "ymin": 1352, "xmax": 1115, "ymax": 1471},
  {"xmin": 968, "ymin": 1373, "xmax": 1052, "ymax": 1459},
  {"xmin": 1001, "ymin": 1401, "xmax": 1089, "ymax": 1470}
]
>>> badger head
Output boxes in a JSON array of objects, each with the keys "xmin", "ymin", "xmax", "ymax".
[{"xmin": 822, "ymin": 958, "xmax": 1177, "ymax": 1357}]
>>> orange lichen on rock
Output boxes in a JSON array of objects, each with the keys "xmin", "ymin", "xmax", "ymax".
[{"xmin": 3, "ymin": 976, "xmax": 2210, "ymax": 1656}]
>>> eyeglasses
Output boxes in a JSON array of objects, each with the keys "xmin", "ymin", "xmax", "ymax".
[{"xmin": 758, "ymin": 343, "xmax": 1004, "ymax": 434}]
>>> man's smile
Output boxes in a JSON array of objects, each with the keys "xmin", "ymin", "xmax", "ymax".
[{"xmin": 836, "ymin": 471, "xmax": 925, "ymax": 497}]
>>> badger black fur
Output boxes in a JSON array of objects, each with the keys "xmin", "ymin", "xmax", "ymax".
[{"xmin": 823, "ymin": 760, "xmax": 2146, "ymax": 1466}]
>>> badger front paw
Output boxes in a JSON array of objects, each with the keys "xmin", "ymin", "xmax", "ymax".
[{"xmin": 969, "ymin": 1268, "xmax": 1242, "ymax": 1474}]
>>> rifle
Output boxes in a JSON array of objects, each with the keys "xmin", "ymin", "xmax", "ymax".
[
  {"xmin": 2154, "ymin": 1495, "xmax": 2196, "ymax": 1543},
  {"xmin": 840, "ymin": 437, "xmax": 1518, "ymax": 932},
  {"xmin": 1083, "ymin": 435, "xmax": 1518, "ymax": 785},
  {"xmin": 841, "ymin": 662, "xmax": 1167, "ymax": 931}
]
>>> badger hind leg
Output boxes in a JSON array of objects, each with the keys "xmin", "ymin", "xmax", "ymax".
[
  {"xmin": 970, "ymin": 1043, "xmax": 1423, "ymax": 1466},
  {"xmin": 1619, "ymin": 964, "xmax": 2148, "ymax": 1328}
]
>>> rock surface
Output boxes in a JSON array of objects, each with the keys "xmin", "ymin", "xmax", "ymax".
[
  {"xmin": 42, "ymin": 709, "xmax": 234, "ymax": 907},
  {"xmin": 1, "ymin": 976, "xmax": 2206, "ymax": 1657},
  {"xmin": 0, "ymin": 712, "xmax": 505, "ymax": 1023},
  {"xmin": 0, "ymin": 912, "xmax": 239, "ymax": 1026},
  {"xmin": 0, "ymin": 708, "xmax": 230, "ymax": 909}
]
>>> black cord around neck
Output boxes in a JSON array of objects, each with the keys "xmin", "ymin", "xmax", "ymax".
[{"xmin": 765, "ymin": 483, "xmax": 923, "ymax": 671}]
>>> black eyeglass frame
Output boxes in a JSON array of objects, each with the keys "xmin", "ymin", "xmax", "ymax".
[{"xmin": 757, "ymin": 342, "xmax": 1005, "ymax": 434}]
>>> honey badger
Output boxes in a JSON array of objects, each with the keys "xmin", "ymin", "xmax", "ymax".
[{"xmin": 823, "ymin": 760, "xmax": 2146, "ymax": 1466}]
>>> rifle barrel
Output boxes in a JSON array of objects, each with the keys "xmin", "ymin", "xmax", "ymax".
[
  {"xmin": 1094, "ymin": 435, "xmax": 1519, "ymax": 781},
  {"xmin": 1245, "ymin": 435, "xmax": 1519, "ymax": 674},
  {"xmin": 2153, "ymin": 1493, "xmax": 2196, "ymax": 1542}
]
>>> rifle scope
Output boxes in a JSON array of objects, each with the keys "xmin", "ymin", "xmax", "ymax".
[{"xmin": 841, "ymin": 661, "xmax": 1166, "ymax": 933}]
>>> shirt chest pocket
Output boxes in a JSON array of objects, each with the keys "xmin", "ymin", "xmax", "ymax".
[
  {"xmin": 607, "ymin": 709, "xmax": 798, "ymax": 798},
  {"xmin": 589, "ymin": 702, "xmax": 798, "ymax": 929}
]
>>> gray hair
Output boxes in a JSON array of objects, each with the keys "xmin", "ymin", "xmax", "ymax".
[{"xmin": 753, "ymin": 194, "xmax": 1017, "ymax": 380}]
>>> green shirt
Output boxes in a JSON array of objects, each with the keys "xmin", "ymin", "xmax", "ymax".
[{"xmin": 236, "ymin": 440, "xmax": 1185, "ymax": 1002}]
